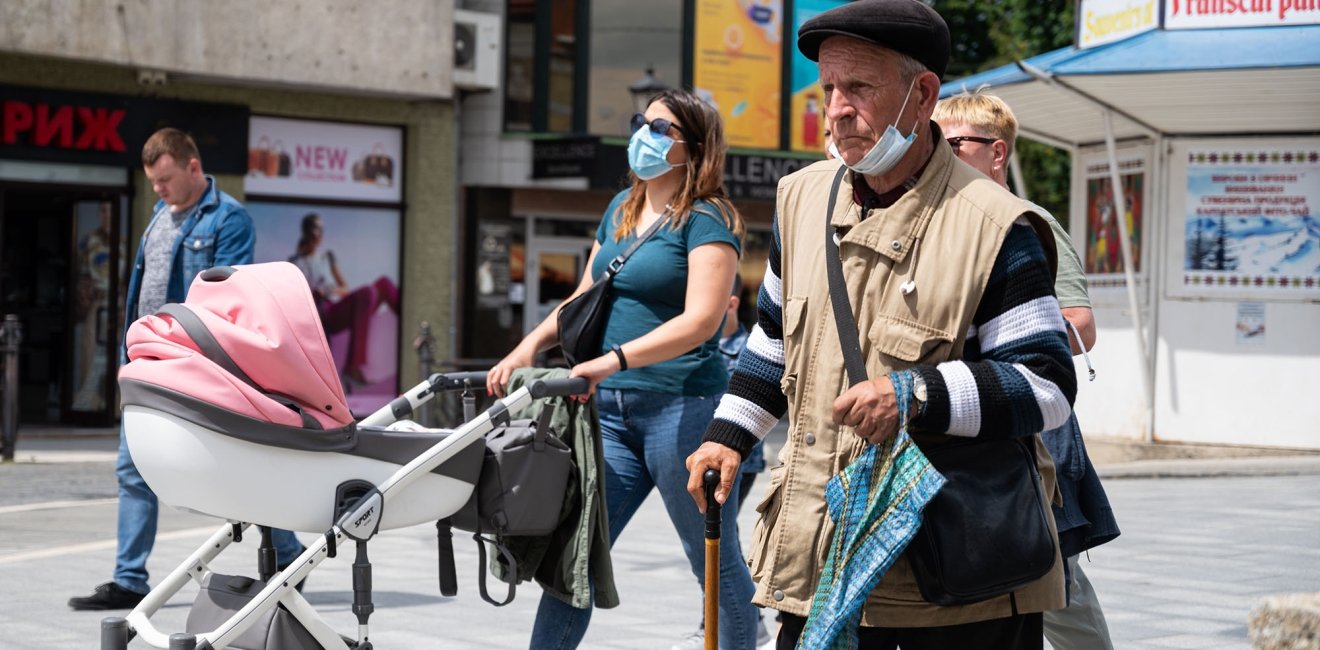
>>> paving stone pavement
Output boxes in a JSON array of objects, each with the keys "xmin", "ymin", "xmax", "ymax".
[{"xmin": 1, "ymin": 430, "xmax": 1318, "ymax": 649}]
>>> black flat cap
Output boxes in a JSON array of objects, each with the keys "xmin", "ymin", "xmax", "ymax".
[{"xmin": 798, "ymin": 0, "xmax": 951, "ymax": 79}]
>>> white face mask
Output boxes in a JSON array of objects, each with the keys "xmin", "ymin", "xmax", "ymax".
[{"xmin": 829, "ymin": 78, "xmax": 919, "ymax": 177}]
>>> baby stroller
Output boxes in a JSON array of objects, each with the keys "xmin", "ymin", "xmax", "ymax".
[{"xmin": 102, "ymin": 262, "xmax": 586, "ymax": 650}]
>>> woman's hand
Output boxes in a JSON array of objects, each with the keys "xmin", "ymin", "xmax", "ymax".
[
  {"xmin": 487, "ymin": 344, "xmax": 538, "ymax": 398},
  {"xmin": 568, "ymin": 352, "xmax": 623, "ymax": 402}
]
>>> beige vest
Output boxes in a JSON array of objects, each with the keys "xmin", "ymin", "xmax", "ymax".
[{"xmin": 749, "ymin": 143, "xmax": 1066, "ymax": 627}]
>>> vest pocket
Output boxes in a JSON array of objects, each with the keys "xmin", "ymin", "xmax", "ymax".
[
  {"xmin": 748, "ymin": 465, "xmax": 785, "ymax": 582},
  {"xmin": 867, "ymin": 314, "xmax": 954, "ymax": 366},
  {"xmin": 782, "ymin": 294, "xmax": 809, "ymax": 375}
]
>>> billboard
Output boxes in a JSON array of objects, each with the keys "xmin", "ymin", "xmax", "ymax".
[
  {"xmin": 692, "ymin": 0, "xmax": 783, "ymax": 149},
  {"xmin": 788, "ymin": 0, "xmax": 846, "ymax": 152}
]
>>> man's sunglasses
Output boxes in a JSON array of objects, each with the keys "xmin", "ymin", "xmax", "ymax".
[
  {"xmin": 631, "ymin": 113, "xmax": 684, "ymax": 137},
  {"xmin": 947, "ymin": 135, "xmax": 997, "ymax": 150}
]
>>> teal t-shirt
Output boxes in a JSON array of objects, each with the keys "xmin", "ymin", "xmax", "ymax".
[{"xmin": 592, "ymin": 190, "xmax": 741, "ymax": 396}]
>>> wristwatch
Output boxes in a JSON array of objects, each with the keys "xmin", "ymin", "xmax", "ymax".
[{"xmin": 910, "ymin": 372, "xmax": 928, "ymax": 417}]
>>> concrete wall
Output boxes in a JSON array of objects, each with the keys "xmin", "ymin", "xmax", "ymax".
[
  {"xmin": 0, "ymin": 52, "xmax": 458, "ymax": 387},
  {"xmin": 0, "ymin": 0, "xmax": 453, "ymax": 99}
]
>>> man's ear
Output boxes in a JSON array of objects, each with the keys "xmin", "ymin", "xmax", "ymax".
[
  {"xmin": 992, "ymin": 140, "xmax": 1010, "ymax": 175},
  {"xmin": 728, "ymin": 295, "xmax": 741, "ymax": 312},
  {"xmin": 914, "ymin": 70, "xmax": 943, "ymax": 121}
]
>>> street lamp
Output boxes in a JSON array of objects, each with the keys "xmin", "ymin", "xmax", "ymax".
[{"xmin": 628, "ymin": 66, "xmax": 669, "ymax": 114}]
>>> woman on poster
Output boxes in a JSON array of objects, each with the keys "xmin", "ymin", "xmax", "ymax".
[{"xmin": 290, "ymin": 212, "xmax": 399, "ymax": 387}]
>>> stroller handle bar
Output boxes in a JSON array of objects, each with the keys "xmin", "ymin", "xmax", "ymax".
[{"xmin": 530, "ymin": 376, "xmax": 590, "ymax": 398}]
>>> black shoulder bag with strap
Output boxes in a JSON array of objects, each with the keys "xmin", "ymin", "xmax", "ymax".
[
  {"xmin": 822, "ymin": 166, "xmax": 1056, "ymax": 606},
  {"xmin": 557, "ymin": 211, "xmax": 668, "ymax": 366}
]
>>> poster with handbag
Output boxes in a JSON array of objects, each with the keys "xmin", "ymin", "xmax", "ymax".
[{"xmin": 245, "ymin": 116, "xmax": 403, "ymax": 203}]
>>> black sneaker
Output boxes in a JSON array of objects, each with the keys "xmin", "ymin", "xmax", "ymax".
[{"xmin": 68, "ymin": 582, "xmax": 147, "ymax": 611}]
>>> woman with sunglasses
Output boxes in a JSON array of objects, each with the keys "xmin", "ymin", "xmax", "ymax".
[{"xmin": 488, "ymin": 88, "xmax": 760, "ymax": 649}]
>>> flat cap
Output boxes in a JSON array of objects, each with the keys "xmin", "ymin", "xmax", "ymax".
[{"xmin": 798, "ymin": 0, "xmax": 951, "ymax": 79}]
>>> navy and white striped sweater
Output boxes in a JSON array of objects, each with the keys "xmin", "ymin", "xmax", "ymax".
[{"xmin": 704, "ymin": 214, "xmax": 1077, "ymax": 457}]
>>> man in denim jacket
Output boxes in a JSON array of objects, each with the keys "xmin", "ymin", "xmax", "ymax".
[{"xmin": 70, "ymin": 128, "xmax": 304, "ymax": 610}]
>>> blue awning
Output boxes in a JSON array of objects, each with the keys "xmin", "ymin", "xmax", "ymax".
[{"xmin": 940, "ymin": 25, "xmax": 1320, "ymax": 148}]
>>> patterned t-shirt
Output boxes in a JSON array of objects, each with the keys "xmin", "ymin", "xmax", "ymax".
[{"xmin": 136, "ymin": 203, "xmax": 197, "ymax": 319}]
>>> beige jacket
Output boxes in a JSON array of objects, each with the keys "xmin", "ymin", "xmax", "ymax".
[{"xmin": 748, "ymin": 142, "xmax": 1066, "ymax": 627}]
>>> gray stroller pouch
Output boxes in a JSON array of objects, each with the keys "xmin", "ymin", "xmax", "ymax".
[{"xmin": 187, "ymin": 573, "xmax": 319, "ymax": 650}]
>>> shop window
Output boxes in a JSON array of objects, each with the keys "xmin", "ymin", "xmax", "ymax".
[
  {"xmin": 587, "ymin": 0, "xmax": 683, "ymax": 137},
  {"xmin": 505, "ymin": 0, "xmax": 536, "ymax": 132}
]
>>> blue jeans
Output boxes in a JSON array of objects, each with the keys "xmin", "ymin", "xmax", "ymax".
[
  {"xmin": 530, "ymin": 388, "xmax": 759, "ymax": 650},
  {"xmin": 114, "ymin": 424, "xmax": 304, "ymax": 594}
]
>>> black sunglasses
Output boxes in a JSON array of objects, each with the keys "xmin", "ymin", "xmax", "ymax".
[
  {"xmin": 631, "ymin": 112, "xmax": 684, "ymax": 137},
  {"xmin": 947, "ymin": 135, "xmax": 997, "ymax": 150}
]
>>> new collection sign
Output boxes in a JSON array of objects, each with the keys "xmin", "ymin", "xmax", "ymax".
[{"xmin": 244, "ymin": 116, "xmax": 403, "ymax": 203}]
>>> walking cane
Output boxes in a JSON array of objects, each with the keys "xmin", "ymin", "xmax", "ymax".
[{"xmin": 703, "ymin": 469, "xmax": 721, "ymax": 650}]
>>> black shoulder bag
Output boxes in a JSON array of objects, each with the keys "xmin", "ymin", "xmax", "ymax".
[
  {"xmin": 822, "ymin": 167, "xmax": 1056, "ymax": 606},
  {"xmin": 557, "ymin": 212, "xmax": 668, "ymax": 366}
]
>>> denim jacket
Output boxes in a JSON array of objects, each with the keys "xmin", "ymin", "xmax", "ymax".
[
  {"xmin": 1043, "ymin": 413, "xmax": 1121, "ymax": 557},
  {"xmin": 122, "ymin": 176, "xmax": 254, "ymax": 359}
]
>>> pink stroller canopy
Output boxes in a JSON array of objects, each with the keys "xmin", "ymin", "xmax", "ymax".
[{"xmin": 120, "ymin": 262, "xmax": 354, "ymax": 430}]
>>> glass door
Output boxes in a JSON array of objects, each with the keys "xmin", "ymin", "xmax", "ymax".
[
  {"xmin": 524, "ymin": 236, "xmax": 594, "ymax": 335},
  {"xmin": 66, "ymin": 196, "xmax": 127, "ymax": 425}
]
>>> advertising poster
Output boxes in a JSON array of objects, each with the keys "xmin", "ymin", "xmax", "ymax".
[
  {"xmin": 1236, "ymin": 302, "xmax": 1266, "ymax": 346},
  {"xmin": 1085, "ymin": 171, "xmax": 1145, "ymax": 276},
  {"xmin": 1180, "ymin": 148, "xmax": 1320, "ymax": 296},
  {"xmin": 248, "ymin": 201, "xmax": 402, "ymax": 415},
  {"xmin": 693, "ymin": 0, "xmax": 783, "ymax": 149},
  {"xmin": 788, "ymin": 0, "xmax": 846, "ymax": 152},
  {"xmin": 244, "ymin": 116, "xmax": 403, "ymax": 203}
]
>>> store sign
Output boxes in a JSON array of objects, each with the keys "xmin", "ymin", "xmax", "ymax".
[
  {"xmin": 1077, "ymin": 0, "xmax": 1159, "ymax": 49},
  {"xmin": 725, "ymin": 153, "xmax": 813, "ymax": 201},
  {"xmin": 532, "ymin": 137, "xmax": 600, "ymax": 179},
  {"xmin": 244, "ymin": 116, "xmax": 403, "ymax": 203},
  {"xmin": 0, "ymin": 85, "xmax": 249, "ymax": 173},
  {"xmin": 1164, "ymin": 0, "xmax": 1320, "ymax": 29}
]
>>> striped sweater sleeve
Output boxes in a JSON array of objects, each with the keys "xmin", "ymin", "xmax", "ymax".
[
  {"xmin": 904, "ymin": 219, "xmax": 1077, "ymax": 438},
  {"xmin": 704, "ymin": 214, "xmax": 788, "ymax": 457}
]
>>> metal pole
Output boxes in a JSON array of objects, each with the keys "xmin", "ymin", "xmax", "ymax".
[
  {"xmin": 413, "ymin": 321, "xmax": 435, "ymax": 427},
  {"xmin": 1102, "ymin": 110, "xmax": 1154, "ymax": 439},
  {"xmin": 1, "ymin": 314, "xmax": 23, "ymax": 462}
]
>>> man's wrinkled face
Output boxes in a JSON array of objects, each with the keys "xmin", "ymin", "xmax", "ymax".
[
  {"xmin": 818, "ymin": 37, "xmax": 914, "ymax": 167},
  {"xmin": 144, "ymin": 154, "xmax": 201, "ymax": 212}
]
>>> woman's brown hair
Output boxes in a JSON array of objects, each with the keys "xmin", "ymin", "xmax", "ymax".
[{"xmin": 612, "ymin": 89, "xmax": 745, "ymax": 245}]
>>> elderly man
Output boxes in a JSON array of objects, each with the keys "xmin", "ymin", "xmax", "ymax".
[
  {"xmin": 935, "ymin": 91, "xmax": 1120, "ymax": 650},
  {"xmin": 685, "ymin": 1, "xmax": 1076, "ymax": 648}
]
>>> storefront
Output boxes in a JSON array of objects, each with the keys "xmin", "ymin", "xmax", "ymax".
[
  {"xmin": 1, "ymin": 52, "xmax": 457, "ymax": 426},
  {"xmin": 940, "ymin": 5, "xmax": 1320, "ymax": 449},
  {"xmin": 0, "ymin": 84, "xmax": 248, "ymax": 425},
  {"xmin": 455, "ymin": 138, "xmax": 795, "ymax": 365}
]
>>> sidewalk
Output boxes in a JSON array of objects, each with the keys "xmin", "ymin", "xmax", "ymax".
[{"xmin": 7, "ymin": 424, "xmax": 1320, "ymax": 479}]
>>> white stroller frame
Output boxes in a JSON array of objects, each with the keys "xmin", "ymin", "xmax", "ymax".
[{"xmin": 100, "ymin": 372, "xmax": 586, "ymax": 650}]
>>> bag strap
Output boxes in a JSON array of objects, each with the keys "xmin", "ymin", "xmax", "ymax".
[
  {"xmin": 533, "ymin": 400, "xmax": 557, "ymax": 452},
  {"xmin": 157, "ymin": 303, "xmax": 321, "ymax": 429},
  {"xmin": 473, "ymin": 533, "xmax": 519, "ymax": 606},
  {"xmin": 603, "ymin": 209, "xmax": 670, "ymax": 277},
  {"xmin": 823, "ymin": 167, "xmax": 868, "ymax": 387}
]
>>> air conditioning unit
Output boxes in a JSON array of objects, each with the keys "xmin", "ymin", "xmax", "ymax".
[{"xmin": 454, "ymin": 9, "xmax": 501, "ymax": 91}]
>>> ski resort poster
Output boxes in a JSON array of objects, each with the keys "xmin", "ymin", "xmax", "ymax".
[{"xmin": 1179, "ymin": 147, "xmax": 1319, "ymax": 298}]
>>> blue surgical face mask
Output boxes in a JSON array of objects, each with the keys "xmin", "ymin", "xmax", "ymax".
[
  {"xmin": 627, "ymin": 127, "xmax": 685, "ymax": 180},
  {"xmin": 829, "ymin": 78, "xmax": 919, "ymax": 177}
]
